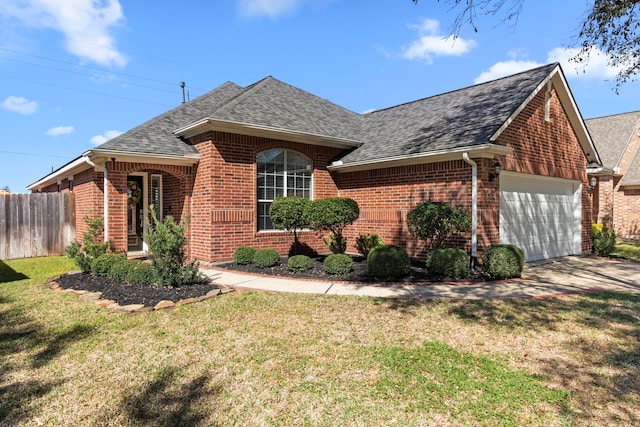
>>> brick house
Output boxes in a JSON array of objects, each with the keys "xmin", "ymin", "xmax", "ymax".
[
  {"xmin": 586, "ymin": 111, "xmax": 640, "ymax": 239},
  {"xmin": 28, "ymin": 63, "xmax": 600, "ymax": 263}
]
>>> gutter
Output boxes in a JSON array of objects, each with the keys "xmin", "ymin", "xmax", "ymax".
[{"xmin": 462, "ymin": 153, "xmax": 478, "ymax": 269}]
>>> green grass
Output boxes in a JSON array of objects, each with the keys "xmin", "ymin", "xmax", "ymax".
[
  {"xmin": 1, "ymin": 256, "xmax": 639, "ymax": 425},
  {"xmin": 613, "ymin": 240, "xmax": 640, "ymax": 262}
]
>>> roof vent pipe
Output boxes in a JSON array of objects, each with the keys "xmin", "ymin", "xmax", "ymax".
[{"xmin": 462, "ymin": 153, "xmax": 478, "ymax": 270}]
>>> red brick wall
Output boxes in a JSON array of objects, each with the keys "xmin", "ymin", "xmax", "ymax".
[
  {"xmin": 615, "ymin": 186, "xmax": 640, "ymax": 239},
  {"xmin": 189, "ymin": 131, "xmax": 343, "ymax": 262},
  {"xmin": 335, "ymin": 161, "xmax": 474, "ymax": 260}
]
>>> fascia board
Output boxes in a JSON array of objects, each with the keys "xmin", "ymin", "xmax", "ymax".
[
  {"xmin": 87, "ymin": 149, "xmax": 200, "ymax": 166},
  {"xmin": 327, "ymin": 144, "xmax": 513, "ymax": 173},
  {"xmin": 27, "ymin": 156, "xmax": 91, "ymax": 191}
]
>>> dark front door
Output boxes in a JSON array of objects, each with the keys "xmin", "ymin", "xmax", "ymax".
[{"xmin": 127, "ymin": 175, "xmax": 144, "ymax": 251}]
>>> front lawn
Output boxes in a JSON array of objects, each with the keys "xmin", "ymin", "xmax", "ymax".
[
  {"xmin": 613, "ymin": 240, "xmax": 640, "ymax": 262},
  {"xmin": 1, "ymin": 256, "xmax": 639, "ymax": 425}
]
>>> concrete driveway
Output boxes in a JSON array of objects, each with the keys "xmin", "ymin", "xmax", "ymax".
[{"xmin": 202, "ymin": 256, "xmax": 640, "ymax": 299}]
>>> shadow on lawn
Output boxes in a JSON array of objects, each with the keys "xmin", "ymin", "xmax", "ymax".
[
  {"xmin": 0, "ymin": 294, "xmax": 93, "ymax": 424},
  {"xmin": 0, "ymin": 260, "xmax": 28, "ymax": 283},
  {"xmin": 377, "ymin": 291, "xmax": 640, "ymax": 425},
  {"xmin": 121, "ymin": 365, "xmax": 222, "ymax": 426}
]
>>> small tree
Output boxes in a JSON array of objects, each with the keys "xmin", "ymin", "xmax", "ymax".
[
  {"xmin": 144, "ymin": 205, "xmax": 200, "ymax": 286},
  {"xmin": 406, "ymin": 201, "xmax": 471, "ymax": 251},
  {"xmin": 304, "ymin": 197, "xmax": 359, "ymax": 254},
  {"xmin": 269, "ymin": 196, "xmax": 310, "ymax": 255}
]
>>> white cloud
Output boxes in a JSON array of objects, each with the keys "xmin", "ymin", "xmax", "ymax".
[
  {"xmin": 1, "ymin": 96, "xmax": 38, "ymax": 114},
  {"xmin": 237, "ymin": 0, "xmax": 302, "ymax": 19},
  {"xmin": 45, "ymin": 125, "xmax": 74, "ymax": 136},
  {"xmin": 402, "ymin": 19, "xmax": 477, "ymax": 63},
  {"xmin": 474, "ymin": 46, "xmax": 623, "ymax": 84},
  {"xmin": 547, "ymin": 47, "xmax": 620, "ymax": 79},
  {"xmin": 0, "ymin": 0, "xmax": 127, "ymax": 68},
  {"xmin": 90, "ymin": 129, "xmax": 123, "ymax": 145},
  {"xmin": 474, "ymin": 60, "xmax": 543, "ymax": 84}
]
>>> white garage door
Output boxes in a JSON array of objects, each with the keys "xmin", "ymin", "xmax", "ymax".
[{"xmin": 499, "ymin": 172, "xmax": 582, "ymax": 262}]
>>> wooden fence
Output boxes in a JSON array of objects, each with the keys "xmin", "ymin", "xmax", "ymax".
[{"xmin": 0, "ymin": 193, "xmax": 76, "ymax": 260}]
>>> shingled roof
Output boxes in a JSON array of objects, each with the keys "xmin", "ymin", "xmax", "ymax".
[
  {"xmin": 585, "ymin": 111, "xmax": 640, "ymax": 169},
  {"xmin": 94, "ymin": 81, "xmax": 243, "ymax": 157},
  {"xmin": 338, "ymin": 63, "xmax": 559, "ymax": 165}
]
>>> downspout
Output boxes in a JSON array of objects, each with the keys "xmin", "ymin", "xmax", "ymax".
[
  {"xmin": 462, "ymin": 153, "xmax": 477, "ymax": 269},
  {"xmin": 84, "ymin": 157, "xmax": 109, "ymax": 242}
]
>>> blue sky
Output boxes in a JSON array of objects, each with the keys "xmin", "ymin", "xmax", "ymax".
[{"xmin": 1, "ymin": 0, "xmax": 638, "ymax": 192}]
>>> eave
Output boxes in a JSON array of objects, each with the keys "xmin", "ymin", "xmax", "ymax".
[
  {"xmin": 174, "ymin": 118, "xmax": 362, "ymax": 149},
  {"xmin": 27, "ymin": 149, "xmax": 200, "ymax": 192},
  {"xmin": 327, "ymin": 144, "xmax": 513, "ymax": 173}
]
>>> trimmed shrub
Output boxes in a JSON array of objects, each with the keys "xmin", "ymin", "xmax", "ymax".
[
  {"xmin": 323, "ymin": 253, "xmax": 353, "ymax": 275},
  {"xmin": 253, "ymin": 249, "xmax": 280, "ymax": 268},
  {"xmin": 107, "ymin": 258, "xmax": 156, "ymax": 285},
  {"xmin": 592, "ymin": 224, "xmax": 616, "ymax": 256},
  {"xmin": 406, "ymin": 201, "xmax": 471, "ymax": 251},
  {"xmin": 426, "ymin": 248, "xmax": 469, "ymax": 280},
  {"xmin": 269, "ymin": 196, "xmax": 310, "ymax": 255},
  {"xmin": 355, "ymin": 233, "xmax": 385, "ymax": 257},
  {"xmin": 304, "ymin": 197, "xmax": 359, "ymax": 254},
  {"xmin": 234, "ymin": 246, "xmax": 256, "ymax": 265},
  {"xmin": 482, "ymin": 244, "xmax": 524, "ymax": 280},
  {"xmin": 287, "ymin": 255, "xmax": 313, "ymax": 272},
  {"xmin": 91, "ymin": 253, "xmax": 126, "ymax": 276},
  {"xmin": 124, "ymin": 260, "xmax": 156, "ymax": 285},
  {"xmin": 367, "ymin": 245, "xmax": 411, "ymax": 279}
]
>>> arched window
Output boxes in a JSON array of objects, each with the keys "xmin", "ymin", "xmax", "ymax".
[{"xmin": 257, "ymin": 149, "xmax": 313, "ymax": 230}]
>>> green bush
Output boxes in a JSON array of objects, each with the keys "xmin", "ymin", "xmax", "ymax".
[
  {"xmin": 367, "ymin": 245, "xmax": 411, "ymax": 278},
  {"xmin": 304, "ymin": 197, "xmax": 359, "ymax": 254},
  {"xmin": 124, "ymin": 260, "xmax": 156, "ymax": 286},
  {"xmin": 234, "ymin": 246, "xmax": 256, "ymax": 265},
  {"xmin": 592, "ymin": 224, "xmax": 616, "ymax": 256},
  {"xmin": 107, "ymin": 258, "xmax": 156, "ymax": 285},
  {"xmin": 91, "ymin": 253, "xmax": 126, "ymax": 276},
  {"xmin": 323, "ymin": 253, "xmax": 353, "ymax": 275},
  {"xmin": 144, "ymin": 205, "xmax": 201, "ymax": 286},
  {"xmin": 355, "ymin": 233, "xmax": 385, "ymax": 257},
  {"xmin": 426, "ymin": 248, "xmax": 469, "ymax": 280},
  {"xmin": 482, "ymin": 244, "xmax": 524, "ymax": 280},
  {"xmin": 269, "ymin": 196, "xmax": 310, "ymax": 255},
  {"xmin": 287, "ymin": 255, "xmax": 313, "ymax": 272},
  {"xmin": 65, "ymin": 214, "xmax": 113, "ymax": 273},
  {"xmin": 253, "ymin": 249, "xmax": 280, "ymax": 268},
  {"xmin": 406, "ymin": 201, "xmax": 471, "ymax": 251}
]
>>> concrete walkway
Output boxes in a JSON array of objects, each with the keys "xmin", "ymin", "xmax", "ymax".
[{"xmin": 200, "ymin": 256, "xmax": 640, "ymax": 299}]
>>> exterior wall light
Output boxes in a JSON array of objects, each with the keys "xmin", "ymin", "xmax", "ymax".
[
  {"xmin": 587, "ymin": 176, "xmax": 597, "ymax": 191},
  {"xmin": 489, "ymin": 161, "xmax": 502, "ymax": 182}
]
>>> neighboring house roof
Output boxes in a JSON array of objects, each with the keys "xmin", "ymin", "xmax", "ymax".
[
  {"xmin": 622, "ymin": 150, "xmax": 640, "ymax": 186},
  {"xmin": 585, "ymin": 110, "xmax": 640, "ymax": 169}
]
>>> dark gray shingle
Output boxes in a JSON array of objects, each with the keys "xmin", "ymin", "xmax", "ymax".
[
  {"xmin": 339, "ymin": 63, "xmax": 558, "ymax": 164},
  {"xmin": 96, "ymin": 81, "xmax": 243, "ymax": 156},
  {"xmin": 585, "ymin": 110, "xmax": 640, "ymax": 169}
]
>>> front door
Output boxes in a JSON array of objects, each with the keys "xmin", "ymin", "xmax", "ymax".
[{"xmin": 127, "ymin": 175, "xmax": 144, "ymax": 252}]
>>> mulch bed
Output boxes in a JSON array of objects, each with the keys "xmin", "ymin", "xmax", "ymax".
[
  {"xmin": 216, "ymin": 255, "xmax": 485, "ymax": 283},
  {"xmin": 55, "ymin": 273, "xmax": 219, "ymax": 307}
]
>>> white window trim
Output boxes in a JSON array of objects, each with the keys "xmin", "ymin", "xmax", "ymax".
[
  {"xmin": 257, "ymin": 149, "xmax": 313, "ymax": 231},
  {"xmin": 151, "ymin": 174, "xmax": 163, "ymax": 222}
]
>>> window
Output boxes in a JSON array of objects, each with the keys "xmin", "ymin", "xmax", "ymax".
[
  {"xmin": 257, "ymin": 149, "xmax": 312, "ymax": 230},
  {"xmin": 151, "ymin": 174, "xmax": 162, "ymax": 221}
]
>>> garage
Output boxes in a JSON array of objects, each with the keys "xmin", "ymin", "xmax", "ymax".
[{"xmin": 499, "ymin": 172, "xmax": 582, "ymax": 262}]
